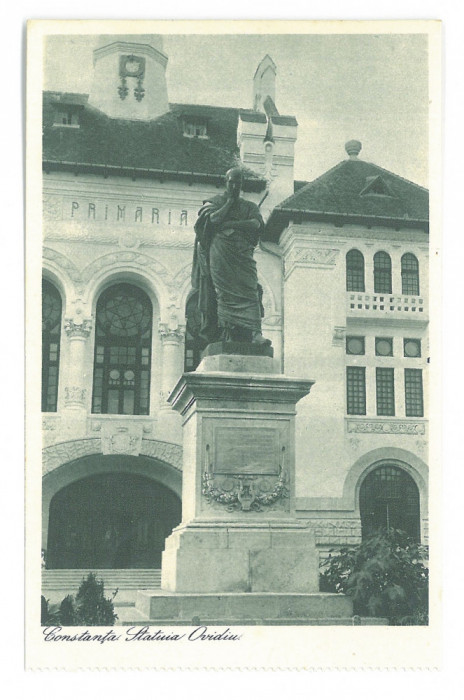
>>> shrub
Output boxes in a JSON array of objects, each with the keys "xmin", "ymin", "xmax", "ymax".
[
  {"xmin": 74, "ymin": 573, "xmax": 117, "ymax": 626},
  {"xmin": 320, "ymin": 528, "xmax": 428, "ymax": 625},
  {"xmin": 41, "ymin": 595, "xmax": 60, "ymax": 626},
  {"xmin": 59, "ymin": 594, "xmax": 77, "ymax": 625}
]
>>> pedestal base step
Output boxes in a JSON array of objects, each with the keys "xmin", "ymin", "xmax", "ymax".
[{"xmin": 135, "ymin": 590, "xmax": 354, "ymax": 624}]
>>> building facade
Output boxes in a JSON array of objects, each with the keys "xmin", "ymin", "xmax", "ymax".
[{"xmin": 41, "ymin": 36, "xmax": 428, "ymax": 577}]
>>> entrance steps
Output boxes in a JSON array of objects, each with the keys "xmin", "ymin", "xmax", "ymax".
[{"xmin": 42, "ymin": 569, "xmax": 161, "ymax": 605}]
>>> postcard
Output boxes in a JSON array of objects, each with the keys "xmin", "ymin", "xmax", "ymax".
[{"xmin": 26, "ymin": 19, "xmax": 441, "ymax": 669}]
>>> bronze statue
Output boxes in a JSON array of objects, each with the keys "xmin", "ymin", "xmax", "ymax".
[{"xmin": 192, "ymin": 168, "xmax": 270, "ymax": 347}]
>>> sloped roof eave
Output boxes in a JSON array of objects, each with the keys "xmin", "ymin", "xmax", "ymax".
[
  {"xmin": 42, "ymin": 159, "xmax": 267, "ymax": 190},
  {"xmin": 264, "ymin": 207, "xmax": 429, "ymax": 240}
]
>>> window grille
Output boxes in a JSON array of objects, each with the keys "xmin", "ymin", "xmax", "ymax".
[
  {"xmin": 42, "ymin": 280, "xmax": 62, "ymax": 412},
  {"xmin": 405, "ymin": 369, "xmax": 424, "ymax": 417},
  {"xmin": 347, "ymin": 366, "xmax": 366, "ymax": 415},
  {"xmin": 374, "ymin": 251, "xmax": 392, "ymax": 294},
  {"xmin": 346, "ymin": 249, "xmax": 365, "ymax": 292},
  {"xmin": 401, "ymin": 253, "xmax": 420, "ymax": 295},
  {"xmin": 376, "ymin": 367, "xmax": 395, "ymax": 416}
]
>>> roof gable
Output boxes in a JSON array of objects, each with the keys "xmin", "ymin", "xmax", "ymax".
[{"xmin": 265, "ymin": 158, "xmax": 429, "ymax": 239}]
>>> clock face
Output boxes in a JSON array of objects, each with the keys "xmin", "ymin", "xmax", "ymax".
[
  {"xmin": 125, "ymin": 59, "xmax": 140, "ymax": 74},
  {"xmin": 120, "ymin": 55, "xmax": 145, "ymax": 78}
]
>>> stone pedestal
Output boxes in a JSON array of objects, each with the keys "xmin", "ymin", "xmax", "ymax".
[{"xmin": 161, "ymin": 350, "xmax": 317, "ymax": 594}]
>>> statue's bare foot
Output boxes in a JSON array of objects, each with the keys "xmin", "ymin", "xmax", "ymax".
[{"xmin": 251, "ymin": 331, "xmax": 271, "ymax": 346}]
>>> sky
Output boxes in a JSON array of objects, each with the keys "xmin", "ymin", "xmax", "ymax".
[{"xmin": 44, "ymin": 32, "xmax": 429, "ymax": 187}]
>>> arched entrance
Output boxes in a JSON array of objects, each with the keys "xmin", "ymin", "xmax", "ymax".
[
  {"xmin": 47, "ymin": 473, "xmax": 181, "ymax": 569},
  {"xmin": 359, "ymin": 465, "xmax": 421, "ymax": 541}
]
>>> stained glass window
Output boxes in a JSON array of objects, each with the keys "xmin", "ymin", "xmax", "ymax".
[
  {"xmin": 346, "ymin": 249, "xmax": 365, "ymax": 292},
  {"xmin": 359, "ymin": 465, "xmax": 421, "ymax": 541},
  {"xmin": 401, "ymin": 253, "xmax": 420, "ymax": 295},
  {"xmin": 374, "ymin": 251, "xmax": 392, "ymax": 294},
  {"xmin": 92, "ymin": 283, "xmax": 152, "ymax": 415},
  {"xmin": 42, "ymin": 280, "xmax": 62, "ymax": 412}
]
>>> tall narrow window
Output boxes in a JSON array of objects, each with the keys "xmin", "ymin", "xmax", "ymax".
[
  {"xmin": 346, "ymin": 366, "xmax": 366, "ymax": 415},
  {"xmin": 359, "ymin": 465, "xmax": 420, "ymax": 541},
  {"xmin": 92, "ymin": 283, "xmax": 152, "ymax": 415},
  {"xmin": 373, "ymin": 251, "xmax": 392, "ymax": 293},
  {"xmin": 401, "ymin": 253, "xmax": 420, "ymax": 295},
  {"xmin": 405, "ymin": 369, "xmax": 424, "ymax": 417},
  {"xmin": 346, "ymin": 249, "xmax": 365, "ymax": 291},
  {"xmin": 42, "ymin": 279, "xmax": 62, "ymax": 412},
  {"xmin": 184, "ymin": 292, "xmax": 202, "ymax": 371},
  {"xmin": 376, "ymin": 367, "xmax": 395, "ymax": 416}
]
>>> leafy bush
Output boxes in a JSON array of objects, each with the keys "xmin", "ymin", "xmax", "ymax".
[
  {"xmin": 41, "ymin": 573, "xmax": 118, "ymax": 626},
  {"xmin": 59, "ymin": 594, "xmax": 77, "ymax": 625},
  {"xmin": 41, "ymin": 595, "xmax": 60, "ymax": 625},
  {"xmin": 320, "ymin": 528, "xmax": 428, "ymax": 625},
  {"xmin": 74, "ymin": 573, "xmax": 117, "ymax": 626}
]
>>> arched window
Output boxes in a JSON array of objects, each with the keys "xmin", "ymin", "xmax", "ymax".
[
  {"xmin": 346, "ymin": 249, "xmax": 365, "ymax": 292},
  {"xmin": 373, "ymin": 251, "xmax": 392, "ymax": 294},
  {"xmin": 401, "ymin": 253, "xmax": 420, "ymax": 295},
  {"xmin": 184, "ymin": 292, "xmax": 202, "ymax": 371},
  {"xmin": 42, "ymin": 279, "xmax": 62, "ymax": 412},
  {"xmin": 359, "ymin": 465, "xmax": 420, "ymax": 541},
  {"xmin": 92, "ymin": 283, "xmax": 152, "ymax": 415}
]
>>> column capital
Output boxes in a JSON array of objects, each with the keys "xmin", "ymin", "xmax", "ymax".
[
  {"xmin": 64, "ymin": 318, "xmax": 92, "ymax": 338},
  {"xmin": 64, "ymin": 386, "xmax": 86, "ymax": 407},
  {"xmin": 158, "ymin": 322, "xmax": 186, "ymax": 344}
]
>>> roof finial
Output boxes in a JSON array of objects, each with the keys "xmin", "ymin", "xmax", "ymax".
[{"xmin": 345, "ymin": 140, "xmax": 362, "ymax": 159}]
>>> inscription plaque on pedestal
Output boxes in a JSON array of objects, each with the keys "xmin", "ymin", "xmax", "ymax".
[{"xmin": 213, "ymin": 427, "xmax": 279, "ymax": 475}]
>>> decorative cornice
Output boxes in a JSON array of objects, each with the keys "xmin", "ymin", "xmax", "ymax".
[
  {"xmin": 346, "ymin": 419, "xmax": 426, "ymax": 435},
  {"xmin": 64, "ymin": 318, "xmax": 92, "ymax": 338},
  {"xmin": 169, "ymin": 373, "xmax": 315, "ymax": 417},
  {"xmin": 283, "ymin": 245, "xmax": 339, "ymax": 279}
]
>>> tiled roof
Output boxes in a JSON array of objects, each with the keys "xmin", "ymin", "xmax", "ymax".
[
  {"xmin": 42, "ymin": 92, "xmax": 268, "ymax": 189},
  {"xmin": 265, "ymin": 158, "xmax": 429, "ymax": 239}
]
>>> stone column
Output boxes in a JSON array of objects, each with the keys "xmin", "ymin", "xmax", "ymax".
[
  {"xmin": 63, "ymin": 318, "xmax": 92, "ymax": 409},
  {"xmin": 158, "ymin": 323, "xmax": 185, "ymax": 442},
  {"xmin": 158, "ymin": 323, "xmax": 185, "ymax": 407}
]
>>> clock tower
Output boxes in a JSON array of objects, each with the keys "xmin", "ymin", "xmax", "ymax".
[{"xmin": 88, "ymin": 34, "xmax": 169, "ymax": 121}]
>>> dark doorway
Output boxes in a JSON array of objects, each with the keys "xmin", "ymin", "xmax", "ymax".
[
  {"xmin": 359, "ymin": 465, "xmax": 421, "ymax": 541},
  {"xmin": 47, "ymin": 473, "xmax": 181, "ymax": 569}
]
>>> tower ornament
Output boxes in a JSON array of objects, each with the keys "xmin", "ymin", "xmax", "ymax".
[
  {"xmin": 202, "ymin": 445, "xmax": 288, "ymax": 512},
  {"xmin": 118, "ymin": 55, "xmax": 146, "ymax": 101}
]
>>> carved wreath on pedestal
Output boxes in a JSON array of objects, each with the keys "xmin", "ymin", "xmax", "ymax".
[{"xmin": 202, "ymin": 445, "xmax": 288, "ymax": 512}]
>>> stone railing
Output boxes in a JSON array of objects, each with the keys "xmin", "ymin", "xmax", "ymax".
[{"xmin": 347, "ymin": 292, "xmax": 428, "ymax": 319}]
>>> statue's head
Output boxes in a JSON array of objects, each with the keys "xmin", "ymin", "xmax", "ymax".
[{"xmin": 225, "ymin": 167, "xmax": 243, "ymax": 200}]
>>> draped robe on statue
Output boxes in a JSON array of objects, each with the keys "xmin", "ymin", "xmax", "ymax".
[{"xmin": 192, "ymin": 194, "xmax": 264, "ymax": 343}]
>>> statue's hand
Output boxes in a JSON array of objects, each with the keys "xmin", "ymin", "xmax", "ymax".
[{"xmin": 219, "ymin": 220, "xmax": 235, "ymax": 233}]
